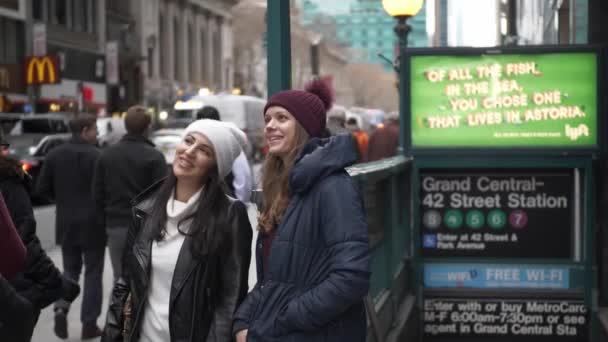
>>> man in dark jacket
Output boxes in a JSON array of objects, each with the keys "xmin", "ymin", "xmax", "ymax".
[
  {"xmin": 37, "ymin": 114, "xmax": 105, "ymax": 339},
  {"xmin": 93, "ymin": 105, "xmax": 166, "ymax": 282},
  {"xmin": 365, "ymin": 112, "xmax": 400, "ymax": 162}
]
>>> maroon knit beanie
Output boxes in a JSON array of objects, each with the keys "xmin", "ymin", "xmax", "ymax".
[{"xmin": 264, "ymin": 78, "xmax": 335, "ymax": 138}]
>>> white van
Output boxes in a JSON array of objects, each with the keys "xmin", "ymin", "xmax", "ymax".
[
  {"xmin": 173, "ymin": 94, "xmax": 266, "ymax": 161},
  {"xmin": 97, "ymin": 117, "xmax": 126, "ymax": 147}
]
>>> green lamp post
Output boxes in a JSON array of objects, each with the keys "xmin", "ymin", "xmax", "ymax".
[{"xmin": 382, "ymin": 0, "xmax": 424, "ymax": 154}]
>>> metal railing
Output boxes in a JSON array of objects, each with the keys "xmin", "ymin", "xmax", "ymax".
[{"xmin": 348, "ymin": 156, "xmax": 413, "ymax": 342}]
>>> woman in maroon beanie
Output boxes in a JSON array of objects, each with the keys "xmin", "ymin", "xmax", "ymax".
[{"xmin": 233, "ymin": 78, "xmax": 371, "ymax": 342}]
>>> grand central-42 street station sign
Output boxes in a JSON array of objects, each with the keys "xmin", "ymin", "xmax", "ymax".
[{"xmin": 420, "ymin": 169, "xmax": 575, "ymax": 258}]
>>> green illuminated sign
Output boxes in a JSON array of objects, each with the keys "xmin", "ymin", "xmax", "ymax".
[{"xmin": 410, "ymin": 52, "xmax": 597, "ymax": 148}]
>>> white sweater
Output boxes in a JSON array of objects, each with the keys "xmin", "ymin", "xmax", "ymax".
[{"xmin": 140, "ymin": 187, "xmax": 202, "ymax": 342}]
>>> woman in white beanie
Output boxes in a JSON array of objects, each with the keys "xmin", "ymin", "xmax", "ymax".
[{"xmin": 102, "ymin": 119, "xmax": 253, "ymax": 342}]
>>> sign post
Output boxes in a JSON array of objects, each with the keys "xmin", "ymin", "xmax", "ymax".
[
  {"xmin": 29, "ymin": 22, "xmax": 47, "ymax": 114},
  {"xmin": 32, "ymin": 23, "xmax": 46, "ymax": 57},
  {"xmin": 406, "ymin": 47, "xmax": 600, "ymax": 341}
]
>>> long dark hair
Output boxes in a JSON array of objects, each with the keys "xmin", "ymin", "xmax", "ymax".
[
  {"xmin": 147, "ymin": 168, "xmax": 230, "ymax": 257},
  {"xmin": 258, "ymin": 123, "xmax": 309, "ymax": 233}
]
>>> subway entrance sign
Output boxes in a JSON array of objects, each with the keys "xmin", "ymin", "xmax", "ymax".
[
  {"xmin": 420, "ymin": 169, "xmax": 575, "ymax": 259},
  {"xmin": 407, "ymin": 47, "xmax": 600, "ymax": 342},
  {"xmin": 413, "ymin": 160, "xmax": 593, "ymax": 342},
  {"xmin": 423, "ymin": 297, "xmax": 587, "ymax": 341}
]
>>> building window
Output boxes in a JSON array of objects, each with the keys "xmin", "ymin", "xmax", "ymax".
[
  {"xmin": 0, "ymin": 19, "xmax": 6, "ymax": 62},
  {"xmin": 159, "ymin": 14, "xmax": 166, "ymax": 78},
  {"xmin": 65, "ymin": 0, "xmax": 73, "ymax": 29},
  {"xmin": 0, "ymin": 18, "xmax": 21, "ymax": 64},
  {"xmin": 33, "ymin": 0, "xmax": 45, "ymax": 21},
  {"xmin": 148, "ymin": 46, "xmax": 154, "ymax": 77},
  {"xmin": 188, "ymin": 24, "xmax": 194, "ymax": 83},
  {"xmin": 173, "ymin": 17, "xmax": 180, "ymax": 81},
  {"xmin": 361, "ymin": 29, "xmax": 367, "ymax": 36},
  {"xmin": 201, "ymin": 28, "xmax": 207, "ymax": 84},
  {"xmin": 72, "ymin": 0, "xmax": 84, "ymax": 31},
  {"xmin": 213, "ymin": 23, "xmax": 222, "ymax": 86},
  {"xmin": 85, "ymin": 0, "xmax": 95, "ymax": 34},
  {"xmin": 54, "ymin": 0, "xmax": 67, "ymax": 26}
]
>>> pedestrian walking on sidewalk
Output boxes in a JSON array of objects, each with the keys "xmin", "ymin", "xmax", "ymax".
[
  {"xmin": 346, "ymin": 117, "xmax": 369, "ymax": 163},
  {"xmin": 93, "ymin": 106, "xmax": 167, "ymax": 283},
  {"xmin": 364, "ymin": 111, "xmax": 399, "ymax": 162},
  {"xmin": 233, "ymin": 78, "xmax": 371, "ymax": 342},
  {"xmin": 37, "ymin": 114, "xmax": 105, "ymax": 340},
  {"xmin": 102, "ymin": 119, "xmax": 253, "ymax": 342}
]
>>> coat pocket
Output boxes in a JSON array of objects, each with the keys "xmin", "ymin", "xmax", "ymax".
[{"xmin": 249, "ymin": 281, "xmax": 297, "ymax": 338}]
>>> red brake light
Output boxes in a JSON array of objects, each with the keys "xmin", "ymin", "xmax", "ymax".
[{"xmin": 20, "ymin": 160, "xmax": 38, "ymax": 173}]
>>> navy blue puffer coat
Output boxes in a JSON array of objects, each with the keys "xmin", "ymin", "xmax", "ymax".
[{"xmin": 234, "ymin": 134, "xmax": 371, "ymax": 342}]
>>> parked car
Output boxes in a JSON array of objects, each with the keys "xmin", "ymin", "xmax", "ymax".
[
  {"xmin": 0, "ymin": 113, "xmax": 24, "ymax": 137},
  {"xmin": 173, "ymin": 94, "xmax": 265, "ymax": 161},
  {"xmin": 14, "ymin": 133, "xmax": 71, "ymax": 204},
  {"xmin": 8, "ymin": 114, "xmax": 70, "ymax": 156},
  {"xmin": 6, "ymin": 114, "xmax": 71, "ymax": 204}
]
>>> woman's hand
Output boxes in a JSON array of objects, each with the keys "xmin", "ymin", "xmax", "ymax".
[{"xmin": 236, "ymin": 329, "xmax": 248, "ymax": 342}]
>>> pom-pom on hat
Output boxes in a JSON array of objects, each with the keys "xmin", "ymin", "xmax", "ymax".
[
  {"xmin": 263, "ymin": 77, "xmax": 335, "ymax": 138},
  {"xmin": 183, "ymin": 119, "xmax": 248, "ymax": 179}
]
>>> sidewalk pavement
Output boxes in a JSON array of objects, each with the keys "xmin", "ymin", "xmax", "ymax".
[
  {"xmin": 31, "ymin": 204, "xmax": 260, "ymax": 342},
  {"xmin": 31, "ymin": 248, "xmax": 113, "ymax": 342}
]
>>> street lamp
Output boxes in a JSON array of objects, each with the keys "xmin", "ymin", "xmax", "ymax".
[{"xmin": 382, "ymin": 0, "xmax": 423, "ymax": 154}]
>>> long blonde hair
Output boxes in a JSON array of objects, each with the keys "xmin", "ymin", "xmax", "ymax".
[{"xmin": 258, "ymin": 123, "xmax": 310, "ymax": 233}]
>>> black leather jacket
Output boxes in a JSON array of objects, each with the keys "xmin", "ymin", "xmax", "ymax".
[{"xmin": 102, "ymin": 181, "xmax": 253, "ymax": 342}]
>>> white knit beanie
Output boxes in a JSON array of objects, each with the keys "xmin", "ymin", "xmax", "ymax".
[{"xmin": 183, "ymin": 119, "xmax": 248, "ymax": 179}]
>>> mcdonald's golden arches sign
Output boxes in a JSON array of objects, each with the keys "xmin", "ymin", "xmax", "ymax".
[{"xmin": 24, "ymin": 56, "xmax": 60, "ymax": 85}]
